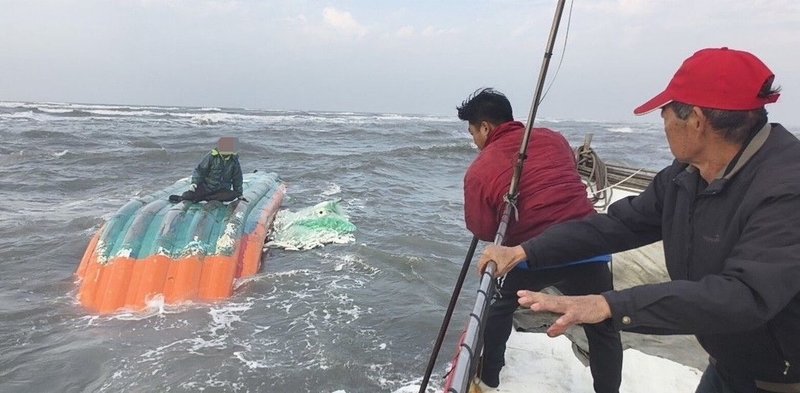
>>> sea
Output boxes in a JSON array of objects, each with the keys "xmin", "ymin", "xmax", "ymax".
[{"xmin": 0, "ymin": 101, "xmax": 680, "ymax": 393}]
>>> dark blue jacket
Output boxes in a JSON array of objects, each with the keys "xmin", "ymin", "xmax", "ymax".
[
  {"xmin": 521, "ymin": 124, "xmax": 800, "ymax": 383},
  {"xmin": 191, "ymin": 149, "xmax": 243, "ymax": 194}
]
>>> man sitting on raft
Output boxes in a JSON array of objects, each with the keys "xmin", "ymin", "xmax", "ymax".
[{"xmin": 169, "ymin": 137, "xmax": 245, "ymax": 203}]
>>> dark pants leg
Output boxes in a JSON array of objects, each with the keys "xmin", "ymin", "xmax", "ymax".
[
  {"xmin": 481, "ymin": 263, "xmax": 622, "ymax": 393},
  {"xmin": 202, "ymin": 189, "xmax": 239, "ymax": 202},
  {"xmin": 480, "ymin": 278, "xmax": 520, "ymax": 374},
  {"xmin": 556, "ymin": 263, "xmax": 622, "ymax": 393},
  {"xmin": 180, "ymin": 184, "xmax": 238, "ymax": 202},
  {"xmin": 695, "ymin": 362, "xmax": 758, "ymax": 393}
]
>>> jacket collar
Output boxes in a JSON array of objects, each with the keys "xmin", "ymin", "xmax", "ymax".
[
  {"xmin": 211, "ymin": 148, "xmax": 238, "ymax": 158},
  {"xmin": 484, "ymin": 121, "xmax": 524, "ymax": 148},
  {"xmin": 678, "ymin": 122, "xmax": 771, "ymax": 195}
]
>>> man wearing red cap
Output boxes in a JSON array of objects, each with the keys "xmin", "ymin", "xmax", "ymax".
[{"xmin": 477, "ymin": 48, "xmax": 800, "ymax": 392}]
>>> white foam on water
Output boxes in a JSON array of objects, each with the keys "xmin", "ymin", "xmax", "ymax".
[
  {"xmin": 233, "ymin": 351, "xmax": 271, "ymax": 369},
  {"xmin": 322, "ymin": 182, "xmax": 341, "ymax": 196},
  {"xmin": 608, "ymin": 126, "xmax": 635, "ymax": 133},
  {"xmin": 208, "ymin": 301, "xmax": 253, "ymax": 332},
  {"xmin": 0, "ymin": 101, "xmax": 27, "ymax": 107},
  {"xmin": 85, "ymin": 109, "xmax": 165, "ymax": 116},
  {"xmin": 79, "ymin": 315, "xmax": 101, "ymax": 327},
  {"xmin": 264, "ymin": 268, "xmax": 314, "ymax": 279},
  {"xmin": 187, "ymin": 112, "xmax": 291, "ymax": 125},
  {"xmin": 133, "ymin": 303, "xmax": 255, "ymax": 368},
  {"xmin": 0, "ymin": 111, "xmax": 39, "ymax": 120},
  {"xmin": 317, "ymin": 252, "xmax": 380, "ymax": 279},
  {"xmin": 386, "ymin": 375, "xmax": 442, "ymax": 393},
  {"xmin": 110, "ymin": 297, "xmax": 193, "ymax": 320},
  {"xmin": 38, "ymin": 107, "xmax": 74, "ymax": 114},
  {"xmin": 374, "ymin": 113, "xmax": 453, "ymax": 122}
]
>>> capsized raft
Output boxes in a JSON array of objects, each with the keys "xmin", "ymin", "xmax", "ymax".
[{"xmin": 75, "ymin": 172, "xmax": 286, "ymax": 314}]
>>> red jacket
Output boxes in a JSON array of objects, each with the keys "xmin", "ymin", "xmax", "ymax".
[{"xmin": 464, "ymin": 121, "xmax": 594, "ymax": 246}]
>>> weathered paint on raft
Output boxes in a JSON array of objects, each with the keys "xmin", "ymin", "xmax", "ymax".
[{"xmin": 76, "ymin": 172, "xmax": 286, "ymax": 314}]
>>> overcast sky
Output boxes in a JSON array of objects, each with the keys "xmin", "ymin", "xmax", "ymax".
[{"xmin": 2, "ymin": 0, "xmax": 799, "ymax": 124}]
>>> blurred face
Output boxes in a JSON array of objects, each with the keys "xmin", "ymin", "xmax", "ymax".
[
  {"xmin": 468, "ymin": 121, "xmax": 491, "ymax": 150},
  {"xmin": 217, "ymin": 137, "xmax": 238, "ymax": 155},
  {"xmin": 660, "ymin": 105, "xmax": 700, "ymax": 163}
]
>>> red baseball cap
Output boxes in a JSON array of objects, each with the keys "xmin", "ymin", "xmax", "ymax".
[{"xmin": 634, "ymin": 47, "xmax": 780, "ymax": 115}]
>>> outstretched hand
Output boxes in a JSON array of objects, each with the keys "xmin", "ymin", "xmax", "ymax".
[
  {"xmin": 517, "ymin": 290, "xmax": 613, "ymax": 337},
  {"xmin": 478, "ymin": 245, "xmax": 527, "ymax": 277}
]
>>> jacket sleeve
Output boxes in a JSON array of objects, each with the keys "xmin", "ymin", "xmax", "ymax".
[
  {"xmin": 191, "ymin": 153, "xmax": 212, "ymax": 186},
  {"xmin": 464, "ymin": 168, "xmax": 501, "ymax": 242},
  {"xmin": 520, "ymin": 165, "xmax": 667, "ymax": 268},
  {"xmin": 232, "ymin": 159, "xmax": 243, "ymax": 194},
  {"xmin": 604, "ymin": 192, "xmax": 800, "ymax": 335}
]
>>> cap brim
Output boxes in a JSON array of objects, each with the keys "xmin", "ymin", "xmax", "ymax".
[{"xmin": 633, "ymin": 90, "xmax": 672, "ymax": 116}]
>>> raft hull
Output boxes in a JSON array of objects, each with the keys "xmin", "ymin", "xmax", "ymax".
[{"xmin": 76, "ymin": 172, "xmax": 286, "ymax": 314}]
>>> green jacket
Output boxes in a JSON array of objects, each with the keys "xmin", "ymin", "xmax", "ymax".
[{"xmin": 191, "ymin": 148, "xmax": 243, "ymax": 194}]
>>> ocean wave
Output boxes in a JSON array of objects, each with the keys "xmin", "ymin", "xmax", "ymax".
[
  {"xmin": 0, "ymin": 101, "xmax": 184, "ymax": 112},
  {"xmin": 19, "ymin": 129, "xmax": 81, "ymax": 139},
  {"xmin": 127, "ymin": 138, "xmax": 167, "ymax": 149},
  {"xmin": 379, "ymin": 142, "xmax": 474, "ymax": 157},
  {"xmin": 0, "ymin": 110, "xmax": 40, "ymax": 120},
  {"xmin": 0, "ymin": 101, "xmax": 29, "ymax": 108},
  {"xmin": 84, "ymin": 109, "xmax": 168, "ymax": 117},
  {"xmin": 35, "ymin": 107, "xmax": 73, "ymax": 114},
  {"xmin": 607, "ymin": 126, "xmax": 635, "ymax": 133},
  {"xmin": 374, "ymin": 113, "xmax": 453, "ymax": 122},
  {"xmin": 34, "ymin": 108, "xmax": 94, "ymax": 117},
  {"xmin": 188, "ymin": 112, "xmax": 281, "ymax": 125},
  {"xmin": 2, "ymin": 101, "xmax": 462, "ymax": 129}
]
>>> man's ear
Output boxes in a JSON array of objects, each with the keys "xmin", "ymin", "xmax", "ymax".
[
  {"xmin": 481, "ymin": 121, "xmax": 495, "ymax": 135},
  {"xmin": 690, "ymin": 106, "xmax": 709, "ymax": 136}
]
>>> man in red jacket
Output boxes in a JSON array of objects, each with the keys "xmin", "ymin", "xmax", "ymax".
[{"xmin": 458, "ymin": 88, "xmax": 622, "ymax": 392}]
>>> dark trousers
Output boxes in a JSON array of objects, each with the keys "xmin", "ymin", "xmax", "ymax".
[
  {"xmin": 696, "ymin": 363, "xmax": 750, "ymax": 393},
  {"xmin": 180, "ymin": 183, "xmax": 239, "ymax": 203},
  {"xmin": 694, "ymin": 362, "xmax": 795, "ymax": 393},
  {"xmin": 481, "ymin": 262, "xmax": 623, "ymax": 393}
]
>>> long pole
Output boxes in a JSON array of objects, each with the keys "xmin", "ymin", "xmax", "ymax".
[
  {"xmin": 417, "ymin": 236, "xmax": 479, "ymax": 393},
  {"xmin": 446, "ymin": 1, "xmax": 568, "ymax": 392}
]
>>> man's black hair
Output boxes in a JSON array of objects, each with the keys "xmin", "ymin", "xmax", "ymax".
[{"xmin": 457, "ymin": 88, "xmax": 514, "ymax": 125}]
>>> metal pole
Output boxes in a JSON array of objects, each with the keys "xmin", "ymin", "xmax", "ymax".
[{"xmin": 446, "ymin": 1, "xmax": 569, "ymax": 391}]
